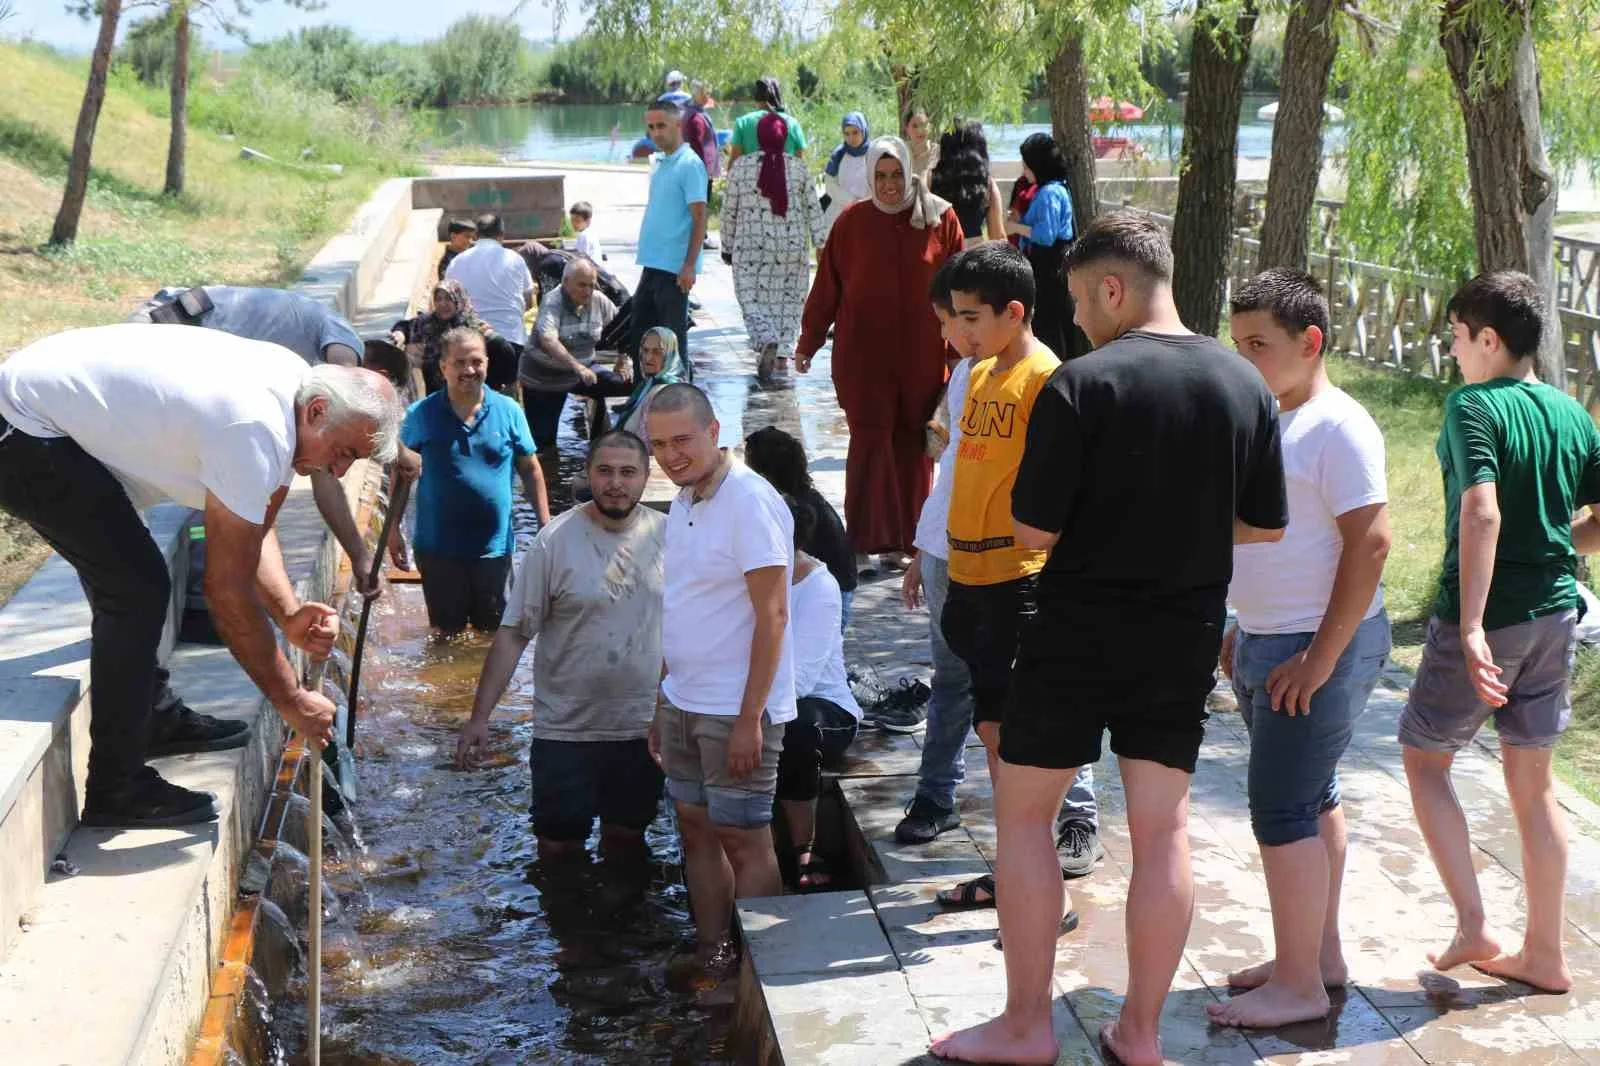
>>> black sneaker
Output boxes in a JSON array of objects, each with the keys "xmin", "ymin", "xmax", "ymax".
[
  {"xmin": 82, "ymin": 767, "xmax": 218, "ymax": 828},
  {"xmin": 894, "ymin": 795, "xmax": 960, "ymax": 844},
  {"xmin": 147, "ymin": 702, "xmax": 251, "ymax": 756},
  {"xmin": 871, "ymin": 678, "xmax": 931, "ymax": 733},
  {"xmin": 1057, "ymin": 818, "xmax": 1104, "ymax": 879}
]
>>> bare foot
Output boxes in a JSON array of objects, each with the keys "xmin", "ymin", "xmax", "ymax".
[
  {"xmin": 928, "ymin": 1013, "xmax": 1058, "ymax": 1064},
  {"xmin": 1226, "ymin": 955, "xmax": 1349, "ymax": 990},
  {"xmin": 1471, "ymin": 949, "xmax": 1573, "ymax": 994},
  {"xmin": 1207, "ymin": 978, "xmax": 1332, "ymax": 1028},
  {"xmin": 1427, "ymin": 927, "xmax": 1502, "ymax": 971},
  {"xmin": 1100, "ymin": 1020, "xmax": 1162, "ymax": 1066}
]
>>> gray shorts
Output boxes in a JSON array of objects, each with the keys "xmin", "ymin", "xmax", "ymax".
[
  {"xmin": 1399, "ymin": 610, "xmax": 1577, "ymax": 752},
  {"xmin": 656, "ymin": 699, "xmax": 785, "ymax": 828}
]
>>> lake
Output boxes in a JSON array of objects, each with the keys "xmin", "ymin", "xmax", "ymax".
[{"xmin": 426, "ymin": 96, "xmax": 1340, "ymax": 165}]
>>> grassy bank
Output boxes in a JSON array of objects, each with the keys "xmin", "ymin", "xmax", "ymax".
[
  {"xmin": 1327, "ymin": 356, "xmax": 1600, "ymax": 804},
  {"xmin": 0, "ymin": 41, "xmax": 420, "ymax": 600}
]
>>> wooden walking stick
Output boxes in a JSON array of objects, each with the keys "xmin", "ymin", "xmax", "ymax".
[
  {"xmin": 304, "ymin": 658, "xmax": 328, "ymax": 1066},
  {"xmin": 347, "ymin": 466, "xmax": 412, "ymax": 747}
]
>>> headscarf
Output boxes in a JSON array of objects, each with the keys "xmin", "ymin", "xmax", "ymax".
[
  {"xmin": 825, "ymin": 111, "xmax": 870, "ymax": 178},
  {"xmin": 866, "ymin": 136, "xmax": 951, "ymax": 230},
  {"xmin": 755, "ymin": 112, "xmax": 790, "ymax": 218},
  {"xmin": 419, "ymin": 279, "xmax": 481, "ymax": 364},
  {"xmin": 615, "ymin": 326, "xmax": 687, "ymax": 430},
  {"xmin": 754, "ymin": 76, "xmax": 784, "ymax": 112}
]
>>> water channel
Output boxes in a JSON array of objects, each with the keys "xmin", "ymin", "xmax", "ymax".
[{"xmin": 426, "ymin": 95, "xmax": 1321, "ymax": 165}]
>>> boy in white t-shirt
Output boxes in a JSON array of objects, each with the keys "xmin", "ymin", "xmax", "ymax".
[
  {"xmin": 570, "ymin": 201, "xmax": 606, "ymax": 262},
  {"xmin": 1213, "ymin": 269, "xmax": 1393, "ymax": 1029}
]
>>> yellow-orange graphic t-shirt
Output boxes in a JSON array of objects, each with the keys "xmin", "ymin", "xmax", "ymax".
[{"xmin": 947, "ymin": 345, "xmax": 1061, "ymax": 586}]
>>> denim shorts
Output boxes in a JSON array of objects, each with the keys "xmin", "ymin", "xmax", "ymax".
[
  {"xmin": 655, "ymin": 700, "xmax": 785, "ymax": 828},
  {"xmin": 1231, "ymin": 611, "xmax": 1391, "ymax": 847},
  {"xmin": 528, "ymin": 738, "xmax": 664, "ymax": 842},
  {"xmin": 1400, "ymin": 610, "xmax": 1577, "ymax": 752}
]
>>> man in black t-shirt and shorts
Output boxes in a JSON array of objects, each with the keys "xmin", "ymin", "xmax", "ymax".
[{"xmin": 929, "ymin": 211, "xmax": 1288, "ymax": 1066}]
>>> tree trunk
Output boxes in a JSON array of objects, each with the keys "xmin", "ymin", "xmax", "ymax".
[
  {"xmin": 890, "ymin": 62, "xmax": 916, "ymax": 129},
  {"xmin": 1440, "ymin": 0, "xmax": 1562, "ymax": 385},
  {"xmin": 1171, "ymin": 0, "xmax": 1259, "ymax": 335},
  {"xmin": 1045, "ymin": 29, "xmax": 1098, "ymax": 231},
  {"xmin": 164, "ymin": 3, "xmax": 190, "ymax": 197},
  {"xmin": 49, "ymin": 0, "xmax": 123, "ymax": 246},
  {"xmin": 1257, "ymin": 0, "xmax": 1338, "ymax": 270}
]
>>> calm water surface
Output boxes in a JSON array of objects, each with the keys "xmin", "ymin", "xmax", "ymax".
[{"xmin": 427, "ymin": 96, "xmax": 1341, "ymax": 165}]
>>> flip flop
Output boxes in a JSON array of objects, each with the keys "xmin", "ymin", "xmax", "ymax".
[{"xmin": 935, "ymin": 873, "xmax": 995, "ymax": 909}]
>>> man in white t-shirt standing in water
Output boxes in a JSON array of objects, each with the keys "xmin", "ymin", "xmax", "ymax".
[
  {"xmin": 0, "ymin": 324, "xmax": 403, "ymax": 828},
  {"xmin": 1212, "ymin": 269, "xmax": 1392, "ymax": 1028},
  {"xmin": 645, "ymin": 382, "xmax": 795, "ymax": 978}
]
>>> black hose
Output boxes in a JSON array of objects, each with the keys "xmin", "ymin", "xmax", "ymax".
[{"xmin": 345, "ymin": 468, "xmax": 413, "ymax": 747}]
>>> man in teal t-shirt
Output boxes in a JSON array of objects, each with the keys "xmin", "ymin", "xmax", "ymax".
[
  {"xmin": 633, "ymin": 98, "xmax": 708, "ymax": 379},
  {"xmin": 1399, "ymin": 270, "xmax": 1600, "ymax": 998}
]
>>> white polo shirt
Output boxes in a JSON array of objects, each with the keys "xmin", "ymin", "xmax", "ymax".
[
  {"xmin": 444, "ymin": 238, "xmax": 536, "ymax": 345},
  {"xmin": 662, "ymin": 457, "xmax": 798, "ymax": 723},
  {"xmin": 0, "ymin": 324, "xmax": 305, "ymax": 524}
]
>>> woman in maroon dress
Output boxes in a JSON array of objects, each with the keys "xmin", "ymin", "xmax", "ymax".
[{"xmin": 796, "ymin": 136, "xmax": 962, "ymax": 573}]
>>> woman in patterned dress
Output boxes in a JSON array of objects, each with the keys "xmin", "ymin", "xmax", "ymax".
[{"xmin": 722, "ymin": 111, "xmax": 826, "ymax": 377}]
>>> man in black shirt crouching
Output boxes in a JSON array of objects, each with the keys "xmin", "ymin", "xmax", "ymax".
[{"xmin": 929, "ymin": 211, "xmax": 1289, "ymax": 1066}]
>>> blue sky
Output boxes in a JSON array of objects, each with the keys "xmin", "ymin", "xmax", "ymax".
[{"xmin": 12, "ymin": 1, "xmax": 578, "ymax": 50}]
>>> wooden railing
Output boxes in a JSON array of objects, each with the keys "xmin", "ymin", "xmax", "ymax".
[{"xmin": 1138, "ymin": 204, "xmax": 1600, "ymax": 411}]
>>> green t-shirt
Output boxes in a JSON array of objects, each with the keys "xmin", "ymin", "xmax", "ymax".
[
  {"xmin": 1433, "ymin": 377, "xmax": 1600, "ymax": 629},
  {"xmin": 730, "ymin": 109, "xmax": 807, "ymax": 157}
]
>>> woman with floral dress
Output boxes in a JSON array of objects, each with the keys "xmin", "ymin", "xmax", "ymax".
[{"xmin": 722, "ymin": 111, "xmax": 826, "ymax": 377}]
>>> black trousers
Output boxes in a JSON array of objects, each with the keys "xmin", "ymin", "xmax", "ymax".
[
  {"xmin": 630, "ymin": 267, "xmax": 690, "ymax": 381},
  {"xmin": 520, "ymin": 371, "xmax": 634, "ymax": 451},
  {"xmin": 415, "ymin": 551, "xmax": 512, "ymax": 634},
  {"xmin": 776, "ymin": 696, "xmax": 859, "ymax": 801},
  {"xmin": 0, "ymin": 422, "xmax": 168, "ymax": 798}
]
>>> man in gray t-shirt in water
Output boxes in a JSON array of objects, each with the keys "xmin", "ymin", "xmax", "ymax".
[{"xmin": 456, "ymin": 430, "xmax": 666, "ymax": 855}]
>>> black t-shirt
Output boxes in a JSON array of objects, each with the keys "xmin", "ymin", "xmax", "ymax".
[
  {"xmin": 802, "ymin": 486, "xmax": 859, "ymax": 594},
  {"xmin": 1011, "ymin": 330, "xmax": 1286, "ymax": 617}
]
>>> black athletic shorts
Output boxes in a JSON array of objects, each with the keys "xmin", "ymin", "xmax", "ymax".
[
  {"xmin": 415, "ymin": 551, "xmax": 512, "ymax": 635},
  {"xmin": 1003, "ymin": 589, "xmax": 1222, "ymax": 773},
  {"xmin": 529, "ymin": 737, "xmax": 665, "ymax": 842},
  {"xmin": 940, "ymin": 575, "xmax": 1037, "ymax": 726}
]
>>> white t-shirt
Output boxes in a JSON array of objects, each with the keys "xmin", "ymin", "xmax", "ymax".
[
  {"xmin": 0, "ymin": 324, "xmax": 305, "ymax": 524},
  {"xmin": 444, "ymin": 239, "xmax": 536, "ymax": 345},
  {"xmin": 501, "ymin": 505, "xmax": 666, "ymax": 741},
  {"xmin": 573, "ymin": 230, "xmax": 605, "ymax": 263},
  {"xmin": 1231, "ymin": 386, "xmax": 1387, "ymax": 634},
  {"xmin": 791, "ymin": 562, "xmax": 863, "ymax": 720},
  {"xmin": 662, "ymin": 458, "xmax": 798, "ymax": 723},
  {"xmin": 913, "ymin": 358, "xmax": 972, "ymax": 560}
]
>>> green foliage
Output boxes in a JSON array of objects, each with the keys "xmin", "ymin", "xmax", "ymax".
[
  {"xmin": 118, "ymin": 9, "xmax": 210, "ymax": 88},
  {"xmin": 426, "ymin": 14, "xmax": 540, "ymax": 107},
  {"xmin": 543, "ymin": 37, "xmax": 652, "ymax": 101},
  {"xmin": 1334, "ymin": 0, "xmax": 1475, "ymax": 278},
  {"xmin": 183, "ymin": 66, "xmax": 422, "ymax": 164},
  {"xmin": 1538, "ymin": 3, "xmax": 1600, "ymax": 180}
]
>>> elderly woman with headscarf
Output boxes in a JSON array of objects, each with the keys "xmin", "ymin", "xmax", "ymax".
[
  {"xmin": 822, "ymin": 111, "xmax": 872, "ymax": 240},
  {"xmin": 615, "ymin": 326, "xmax": 688, "ymax": 436},
  {"xmin": 722, "ymin": 111, "xmax": 826, "ymax": 378},
  {"xmin": 796, "ymin": 136, "xmax": 962, "ymax": 574},
  {"xmin": 389, "ymin": 279, "xmax": 518, "ymax": 395},
  {"xmin": 728, "ymin": 76, "xmax": 806, "ymax": 162}
]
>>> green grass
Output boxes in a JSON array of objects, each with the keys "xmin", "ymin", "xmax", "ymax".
[
  {"xmin": 0, "ymin": 42, "xmax": 425, "ymax": 604},
  {"xmin": 1327, "ymin": 356, "xmax": 1600, "ymax": 803}
]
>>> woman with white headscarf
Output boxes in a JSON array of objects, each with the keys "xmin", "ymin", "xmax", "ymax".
[{"xmin": 796, "ymin": 135, "xmax": 962, "ymax": 573}]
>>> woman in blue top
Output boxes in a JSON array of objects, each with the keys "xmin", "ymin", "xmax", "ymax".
[{"xmin": 1008, "ymin": 132, "xmax": 1077, "ymax": 359}]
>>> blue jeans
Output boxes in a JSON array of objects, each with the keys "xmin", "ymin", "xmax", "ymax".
[
  {"xmin": 1231, "ymin": 611, "xmax": 1391, "ymax": 847},
  {"xmin": 914, "ymin": 554, "xmax": 1096, "ymax": 826}
]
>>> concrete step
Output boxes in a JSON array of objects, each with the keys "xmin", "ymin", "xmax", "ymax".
[
  {"xmin": 0, "ymin": 503, "xmax": 191, "ymax": 964},
  {"xmin": 0, "ymin": 641, "xmax": 286, "ymax": 1066},
  {"xmin": 348, "ymin": 207, "xmax": 444, "ymax": 340}
]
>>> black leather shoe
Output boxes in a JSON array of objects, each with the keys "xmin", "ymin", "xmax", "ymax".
[
  {"xmin": 82, "ymin": 767, "xmax": 217, "ymax": 828},
  {"xmin": 147, "ymin": 702, "xmax": 251, "ymax": 756}
]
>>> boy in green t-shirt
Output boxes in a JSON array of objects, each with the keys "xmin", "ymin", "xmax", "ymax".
[{"xmin": 1400, "ymin": 270, "xmax": 1600, "ymax": 995}]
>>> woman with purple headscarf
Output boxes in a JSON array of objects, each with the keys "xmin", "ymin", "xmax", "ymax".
[{"xmin": 721, "ymin": 111, "xmax": 825, "ymax": 377}]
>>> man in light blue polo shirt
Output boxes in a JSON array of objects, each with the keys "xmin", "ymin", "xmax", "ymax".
[
  {"xmin": 401, "ymin": 328, "xmax": 551, "ymax": 635},
  {"xmin": 634, "ymin": 97, "xmax": 708, "ymax": 378}
]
